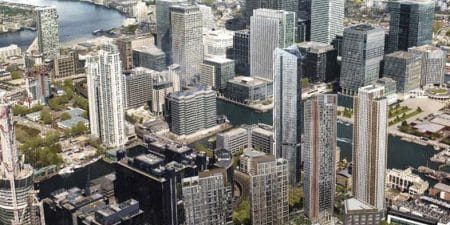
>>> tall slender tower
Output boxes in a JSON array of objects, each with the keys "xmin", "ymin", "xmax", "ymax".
[
  {"xmin": 352, "ymin": 85, "xmax": 387, "ymax": 211},
  {"xmin": 156, "ymin": 0, "xmax": 187, "ymax": 64},
  {"xmin": 86, "ymin": 43, "xmax": 127, "ymax": 148},
  {"xmin": 0, "ymin": 101, "xmax": 44, "ymax": 225},
  {"xmin": 303, "ymin": 94, "xmax": 337, "ymax": 224},
  {"xmin": 250, "ymin": 9, "xmax": 296, "ymax": 80},
  {"xmin": 170, "ymin": 4, "xmax": 204, "ymax": 84},
  {"xmin": 273, "ymin": 46, "xmax": 302, "ymax": 184},
  {"xmin": 310, "ymin": 0, "xmax": 344, "ymax": 44},
  {"xmin": 35, "ymin": 6, "xmax": 60, "ymax": 60}
]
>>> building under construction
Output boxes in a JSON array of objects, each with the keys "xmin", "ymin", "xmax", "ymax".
[{"xmin": 0, "ymin": 101, "xmax": 45, "ymax": 225}]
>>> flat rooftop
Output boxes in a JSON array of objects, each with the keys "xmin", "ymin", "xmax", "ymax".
[
  {"xmin": 228, "ymin": 76, "xmax": 272, "ymax": 87},
  {"xmin": 344, "ymin": 198, "xmax": 376, "ymax": 212}
]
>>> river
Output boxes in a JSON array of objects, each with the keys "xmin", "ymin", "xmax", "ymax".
[{"xmin": 0, "ymin": 0, "xmax": 125, "ymax": 49}]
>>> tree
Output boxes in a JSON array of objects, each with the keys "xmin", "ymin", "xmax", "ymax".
[
  {"xmin": 233, "ymin": 199, "xmax": 251, "ymax": 225},
  {"xmin": 10, "ymin": 71, "xmax": 22, "ymax": 80},
  {"xmin": 60, "ymin": 112, "xmax": 71, "ymax": 121},
  {"xmin": 417, "ymin": 107, "xmax": 423, "ymax": 112},
  {"xmin": 65, "ymin": 122, "xmax": 88, "ymax": 137},
  {"xmin": 40, "ymin": 110, "xmax": 53, "ymax": 124}
]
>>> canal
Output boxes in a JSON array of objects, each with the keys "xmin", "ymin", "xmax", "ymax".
[{"xmin": 37, "ymin": 98, "xmax": 448, "ymax": 198}]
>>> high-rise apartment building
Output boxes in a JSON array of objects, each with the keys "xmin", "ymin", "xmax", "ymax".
[
  {"xmin": 156, "ymin": 0, "xmax": 187, "ymax": 64},
  {"xmin": 86, "ymin": 44, "xmax": 127, "ymax": 148},
  {"xmin": 298, "ymin": 41, "xmax": 338, "ymax": 82},
  {"xmin": 25, "ymin": 65, "xmax": 51, "ymax": 105},
  {"xmin": 250, "ymin": 9, "xmax": 295, "ymax": 80},
  {"xmin": 383, "ymin": 51, "xmax": 421, "ymax": 93},
  {"xmin": 310, "ymin": 0, "xmax": 344, "ymax": 44},
  {"xmin": 388, "ymin": 0, "xmax": 434, "ymax": 52},
  {"xmin": 124, "ymin": 67, "xmax": 156, "ymax": 109},
  {"xmin": 182, "ymin": 170, "xmax": 233, "ymax": 225},
  {"xmin": 248, "ymin": 155, "xmax": 289, "ymax": 225},
  {"xmin": 170, "ymin": 4, "xmax": 204, "ymax": 83},
  {"xmin": 353, "ymin": 85, "xmax": 387, "ymax": 211},
  {"xmin": 166, "ymin": 86, "xmax": 216, "ymax": 135},
  {"xmin": 0, "ymin": 102, "xmax": 44, "ymax": 225},
  {"xmin": 303, "ymin": 94, "xmax": 337, "ymax": 224},
  {"xmin": 36, "ymin": 6, "xmax": 60, "ymax": 60},
  {"xmin": 408, "ymin": 45, "xmax": 446, "ymax": 86},
  {"xmin": 340, "ymin": 24, "xmax": 385, "ymax": 95},
  {"xmin": 273, "ymin": 46, "xmax": 302, "ymax": 184}
]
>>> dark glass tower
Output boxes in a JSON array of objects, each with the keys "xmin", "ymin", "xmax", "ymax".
[{"xmin": 387, "ymin": 0, "xmax": 434, "ymax": 53}]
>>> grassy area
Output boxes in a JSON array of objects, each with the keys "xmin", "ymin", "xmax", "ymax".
[
  {"xmin": 15, "ymin": 124, "xmax": 40, "ymax": 143},
  {"xmin": 428, "ymin": 88, "xmax": 448, "ymax": 95},
  {"xmin": 388, "ymin": 107, "xmax": 422, "ymax": 126},
  {"xmin": 441, "ymin": 136, "xmax": 450, "ymax": 145},
  {"xmin": 193, "ymin": 142, "xmax": 214, "ymax": 158},
  {"xmin": 388, "ymin": 105, "xmax": 411, "ymax": 118}
]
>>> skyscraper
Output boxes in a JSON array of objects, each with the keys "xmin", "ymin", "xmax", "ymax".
[
  {"xmin": 310, "ymin": 0, "xmax": 344, "ymax": 44},
  {"xmin": 408, "ymin": 45, "xmax": 446, "ymax": 86},
  {"xmin": 298, "ymin": 41, "xmax": 339, "ymax": 82},
  {"xmin": 340, "ymin": 24, "xmax": 385, "ymax": 96},
  {"xmin": 86, "ymin": 44, "xmax": 127, "ymax": 148},
  {"xmin": 0, "ymin": 102, "xmax": 44, "ymax": 225},
  {"xmin": 36, "ymin": 6, "xmax": 60, "ymax": 60},
  {"xmin": 303, "ymin": 94, "xmax": 337, "ymax": 225},
  {"xmin": 244, "ymin": 0, "xmax": 299, "ymax": 23},
  {"xmin": 353, "ymin": 85, "xmax": 387, "ymax": 211},
  {"xmin": 170, "ymin": 4, "xmax": 204, "ymax": 84},
  {"xmin": 387, "ymin": 0, "xmax": 434, "ymax": 53},
  {"xmin": 250, "ymin": 9, "xmax": 296, "ymax": 80},
  {"xmin": 273, "ymin": 46, "xmax": 302, "ymax": 184},
  {"xmin": 248, "ymin": 155, "xmax": 289, "ymax": 225},
  {"xmin": 156, "ymin": 0, "xmax": 187, "ymax": 64},
  {"xmin": 232, "ymin": 29, "xmax": 250, "ymax": 76}
]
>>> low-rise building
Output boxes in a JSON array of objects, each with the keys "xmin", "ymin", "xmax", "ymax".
[
  {"xmin": 225, "ymin": 76, "xmax": 273, "ymax": 104},
  {"xmin": 386, "ymin": 168, "xmax": 429, "ymax": 196},
  {"xmin": 0, "ymin": 44, "xmax": 21, "ymax": 61},
  {"xmin": 216, "ymin": 127, "xmax": 249, "ymax": 154},
  {"xmin": 343, "ymin": 198, "xmax": 384, "ymax": 225},
  {"xmin": 250, "ymin": 124, "xmax": 273, "ymax": 154},
  {"xmin": 166, "ymin": 86, "xmax": 217, "ymax": 136},
  {"xmin": 430, "ymin": 182, "xmax": 450, "ymax": 201}
]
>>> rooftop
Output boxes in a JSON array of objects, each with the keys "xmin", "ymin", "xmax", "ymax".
[
  {"xmin": 434, "ymin": 182, "xmax": 450, "ymax": 193},
  {"xmin": 386, "ymin": 51, "xmax": 419, "ymax": 60},
  {"xmin": 228, "ymin": 76, "xmax": 272, "ymax": 87},
  {"xmin": 344, "ymin": 198, "xmax": 376, "ymax": 212}
]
